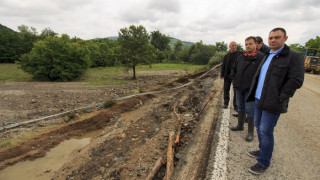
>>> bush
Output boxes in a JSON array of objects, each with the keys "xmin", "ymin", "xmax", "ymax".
[
  {"xmin": 103, "ymin": 100, "xmax": 115, "ymax": 109},
  {"xmin": 208, "ymin": 51, "xmax": 225, "ymax": 68},
  {"xmin": 177, "ymin": 75, "xmax": 188, "ymax": 83},
  {"xmin": 19, "ymin": 36, "xmax": 90, "ymax": 81}
]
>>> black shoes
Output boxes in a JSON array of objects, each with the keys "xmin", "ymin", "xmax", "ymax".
[
  {"xmin": 248, "ymin": 150, "xmax": 260, "ymax": 158},
  {"xmin": 249, "ymin": 163, "xmax": 267, "ymax": 175},
  {"xmin": 223, "ymin": 104, "xmax": 228, "ymax": 109}
]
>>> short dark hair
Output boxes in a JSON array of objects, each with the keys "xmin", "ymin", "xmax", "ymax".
[
  {"xmin": 245, "ymin": 36, "xmax": 257, "ymax": 43},
  {"xmin": 256, "ymin": 36, "xmax": 263, "ymax": 44},
  {"xmin": 270, "ymin": 27, "xmax": 287, "ymax": 37}
]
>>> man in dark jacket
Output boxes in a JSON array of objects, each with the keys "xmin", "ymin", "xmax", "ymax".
[
  {"xmin": 246, "ymin": 28, "xmax": 304, "ymax": 175},
  {"xmin": 221, "ymin": 41, "xmax": 242, "ymax": 109},
  {"xmin": 230, "ymin": 36, "xmax": 264, "ymax": 142},
  {"xmin": 256, "ymin": 36, "xmax": 271, "ymax": 55}
]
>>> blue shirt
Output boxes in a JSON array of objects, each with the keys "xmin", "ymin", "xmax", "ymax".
[{"xmin": 255, "ymin": 47, "xmax": 284, "ymax": 99}]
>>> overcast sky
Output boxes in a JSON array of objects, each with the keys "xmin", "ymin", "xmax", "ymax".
[{"xmin": 1, "ymin": 0, "xmax": 319, "ymax": 47}]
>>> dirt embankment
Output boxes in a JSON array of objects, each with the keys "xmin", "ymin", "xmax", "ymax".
[{"xmin": 0, "ymin": 68, "xmax": 222, "ymax": 179}]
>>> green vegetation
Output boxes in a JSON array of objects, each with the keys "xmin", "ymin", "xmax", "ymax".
[
  {"xmin": 0, "ymin": 63, "xmax": 32, "ymax": 82},
  {"xmin": 103, "ymin": 100, "xmax": 115, "ymax": 108},
  {"xmin": 169, "ymin": 37, "xmax": 194, "ymax": 49},
  {"xmin": 19, "ymin": 35, "xmax": 91, "ymax": 81},
  {"xmin": 3, "ymin": 23, "xmax": 319, "ymax": 82},
  {"xmin": 77, "ymin": 66, "xmax": 129, "ymax": 85},
  {"xmin": 118, "ymin": 25, "xmax": 156, "ymax": 79},
  {"xmin": 151, "ymin": 30, "xmax": 171, "ymax": 63},
  {"xmin": 208, "ymin": 51, "xmax": 225, "ymax": 68},
  {"xmin": 177, "ymin": 76, "xmax": 188, "ymax": 83},
  {"xmin": 0, "ymin": 63, "xmax": 206, "ymax": 84}
]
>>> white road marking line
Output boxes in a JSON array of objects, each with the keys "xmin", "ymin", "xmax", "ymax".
[{"xmin": 211, "ymin": 105, "xmax": 230, "ymax": 180}]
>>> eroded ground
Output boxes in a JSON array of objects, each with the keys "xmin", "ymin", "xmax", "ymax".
[{"xmin": 0, "ymin": 68, "xmax": 222, "ymax": 179}]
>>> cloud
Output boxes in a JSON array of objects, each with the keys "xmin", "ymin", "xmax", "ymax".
[
  {"xmin": 147, "ymin": 0, "xmax": 181, "ymax": 13},
  {"xmin": 0, "ymin": 0, "xmax": 319, "ymax": 45}
]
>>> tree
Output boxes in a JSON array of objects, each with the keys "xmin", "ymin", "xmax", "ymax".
[
  {"xmin": 117, "ymin": 25, "xmax": 156, "ymax": 79},
  {"xmin": 170, "ymin": 40, "xmax": 184, "ymax": 62},
  {"xmin": 188, "ymin": 41, "xmax": 216, "ymax": 65},
  {"xmin": 16, "ymin": 25, "xmax": 39, "ymax": 57},
  {"xmin": 305, "ymin": 36, "xmax": 320, "ymax": 49},
  {"xmin": 289, "ymin": 43, "xmax": 304, "ymax": 53},
  {"xmin": 40, "ymin": 27, "xmax": 58, "ymax": 39},
  {"xmin": 150, "ymin": 30, "xmax": 171, "ymax": 63},
  {"xmin": 86, "ymin": 41, "xmax": 115, "ymax": 67},
  {"xmin": 215, "ymin": 41, "xmax": 228, "ymax": 52},
  {"xmin": 208, "ymin": 51, "xmax": 225, "ymax": 68},
  {"xmin": 174, "ymin": 40, "xmax": 183, "ymax": 53},
  {"xmin": 150, "ymin": 30, "xmax": 171, "ymax": 51},
  {"xmin": 19, "ymin": 36, "xmax": 90, "ymax": 81},
  {"xmin": 237, "ymin": 43, "xmax": 245, "ymax": 52},
  {"xmin": 0, "ymin": 25, "xmax": 20, "ymax": 63}
]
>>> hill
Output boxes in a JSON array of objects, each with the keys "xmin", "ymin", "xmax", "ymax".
[
  {"xmin": 169, "ymin": 37, "xmax": 194, "ymax": 49},
  {"xmin": 106, "ymin": 36, "xmax": 194, "ymax": 49},
  {"xmin": 0, "ymin": 24, "xmax": 16, "ymax": 33}
]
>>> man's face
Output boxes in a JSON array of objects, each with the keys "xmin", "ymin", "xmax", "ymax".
[
  {"xmin": 268, "ymin": 30, "xmax": 288, "ymax": 52},
  {"xmin": 229, "ymin": 42, "xmax": 237, "ymax": 53},
  {"xmin": 245, "ymin": 39, "xmax": 257, "ymax": 54},
  {"xmin": 256, "ymin": 43, "xmax": 263, "ymax": 50}
]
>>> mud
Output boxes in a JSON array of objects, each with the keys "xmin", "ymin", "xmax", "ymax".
[{"xmin": 0, "ymin": 68, "xmax": 222, "ymax": 179}]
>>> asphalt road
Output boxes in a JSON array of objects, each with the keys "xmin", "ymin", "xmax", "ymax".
[{"xmin": 210, "ymin": 73, "xmax": 320, "ymax": 180}]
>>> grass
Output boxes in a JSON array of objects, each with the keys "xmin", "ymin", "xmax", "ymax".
[
  {"xmin": 0, "ymin": 63, "xmax": 207, "ymax": 84},
  {"xmin": 0, "ymin": 63, "xmax": 33, "ymax": 82},
  {"xmin": 77, "ymin": 66, "xmax": 129, "ymax": 85}
]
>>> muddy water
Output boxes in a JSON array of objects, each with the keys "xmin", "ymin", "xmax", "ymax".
[{"xmin": 0, "ymin": 129, "xmax": 102, "ymax": 180}]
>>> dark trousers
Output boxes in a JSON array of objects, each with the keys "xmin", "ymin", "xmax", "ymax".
[{"xmin": 223, "ymin": 78, "xmax": 237, "ymax": 110}]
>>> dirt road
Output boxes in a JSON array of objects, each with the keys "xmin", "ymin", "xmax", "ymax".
[{"xmin": 225, "ymin": 73, "xmax": 320, "ymax": 179}]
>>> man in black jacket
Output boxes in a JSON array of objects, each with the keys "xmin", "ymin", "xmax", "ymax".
[
  {"xmin": 256, "ymin": 36, "xmax": 271, "ymax": 55},
  {"xmin": 246, "ymin": 28, "xmax": 304, "ymax": 175},
  {"xmin": 230, "ymin": 36, "xmax": 264, "ymax": 142},
  {"xmin": 221, "ymin": 41, "xmax": 242, "ymax": 110}
]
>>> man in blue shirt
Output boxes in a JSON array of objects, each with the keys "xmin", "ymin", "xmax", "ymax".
[{"xmin": 246, "ymin": 28, "xmax": 304, "ymax": 175}]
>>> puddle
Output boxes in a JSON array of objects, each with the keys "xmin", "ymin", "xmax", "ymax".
[{"xmin": 0, "ymin": 129, "xmax": 103, "ymax": 180}]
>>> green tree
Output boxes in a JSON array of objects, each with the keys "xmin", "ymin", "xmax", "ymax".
[
  {"xmin": 170, "ymin": 40, "xmax": 184, "ymax": 62},
  {"xmin": 117, "ymin": 25, "xmax": 156, "ymax": 79},
  {"xmin": 19, "ymin": 36, "xmax": 90, "ymax": 81},
  {"xmin": 16, "ymin": 25, "xmax": 39, "ymax": 58},
  {"xmin": 208, "ymin": 51, "xmax": 225, "ymax": 68},
  {"xmin": 289, "ymin": 43, "xmax": 304, "ymax": 53},
  {"xmin": 39, "ymin": 27, "xmax": 58, "ymax": 39},
  {"xmin": 150, "ymin": 30, "xmax": 171, "ymax": 63},
  {"xmin": 305, "ymin": 36, "xmax": 320, "ymax": 49},
  {"xmin": 150, "ymin": 30, "xmax": 171, "ymax": 51},
  {"xmin": 237, "ymin": 43, "xmax": 245, "ymax": 52},
  {"xmin": 84, "ymin": 38, "xmax": 120, "ymax": 67},
  {"xmin": 215, "ymin": 41, "xmax": 228, "ymax": 52},
  {"xmin": 188, "ymin": 41, "xmax": 216, "ymax": 65},
  {"xmin": 174, "ymin": 40, "xmax": 183, "ymax": 52},
  {"xmin": 0, "ymin": 25, "xmax": 20, "ymax": 63}
]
